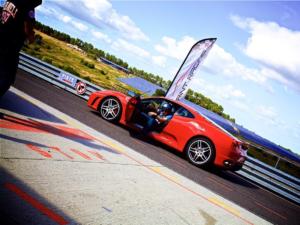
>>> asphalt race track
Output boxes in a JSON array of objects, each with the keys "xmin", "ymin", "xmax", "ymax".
[{"xmin": 12, "ymin": 69, "xmax": 300, "ymax": 225}]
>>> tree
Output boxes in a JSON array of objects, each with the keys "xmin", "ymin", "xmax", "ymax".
[
  {"xmin": 34, "ymin": 34, "xmax": 43, "ymax": 45},
  {"xmin": 153, "ymin": 89, "xmax": 166, "ymax": 96}
]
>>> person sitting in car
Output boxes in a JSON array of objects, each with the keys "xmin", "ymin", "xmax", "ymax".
[{"xmin": 141, "ymin": 102, "xmax": 173, "ymax": 135}]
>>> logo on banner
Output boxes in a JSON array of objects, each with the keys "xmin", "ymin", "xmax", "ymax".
[
  {"xmin": 169, "ymin": 58, "xmax": 201, "ymax": 100},
  {"xmin": 166, "ymin": 38, "xmax": 216, "ymax": 100},
  {"xmin": 1, "ymin": 2, "xmax": 18, "ymax": 24},
  {"xmin": 76, "ymin": 81, "xmax": 86, "ymax": 95},
  {"xmin": 58, "ymin": 73, "xmax": 77, "ymax": 87}
]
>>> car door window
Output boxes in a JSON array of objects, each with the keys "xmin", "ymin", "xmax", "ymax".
[
  {"xmin": 140, "ymin": 99, "xmax": 162, "ymax": 113},
  {"xmin": 175, "ymin": 107, "xmax": 194, "ymax": 118}
]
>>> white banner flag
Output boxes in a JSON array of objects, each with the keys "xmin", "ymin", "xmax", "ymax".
[{"xmin": 166, "ymin": 38, "xmax": 216, "ymax": 100}]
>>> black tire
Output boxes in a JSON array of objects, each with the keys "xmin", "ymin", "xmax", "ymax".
[
  {"xmin": 230, "ymin": 164, "xmax": 243, "ymax": 171},
  {"xmin": 185, "ymin": 137, "xmax": 216, "ymax": 168},
  {"xmin": 98, "ymin": 97, "xmax": 122, "ymax": 122}
]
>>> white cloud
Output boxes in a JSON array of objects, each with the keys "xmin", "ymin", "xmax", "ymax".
[
  {"xmin": 193, "ymin": 78, "xmax": 246, "ymax": 100},
  {"xmin": 227, "ymin": 86, "xmax": 246, "ymax": 98},
  {"xmin": 155, "ymin": 36, "xmax": 196, "ymax": 60},
  {"xmin": 192, "ymin": 78, "xmax": 249, "ymax": 112},
  {"xmin": 257, "ymin": 105, "xmax": 277, "ymax": 119},
  {"xmin": 112, "ymin": 39, "xmax": 150, "ymax": 58},
  {"xmin": 204, "ymin": 44, "xmax": 267, "ymax": 84},
  {"xmin": 212, "ymin": 84, "xmax": 246, "ymax": 99},
  {"xmin": 291, "ymin": 122, "xmax": 300, "ymax": 139},
  {"xmin": 108, "ymin": 10, "xmax": 149, "ymax": 41},
  {"xmin": 91, "ymin": 30, "xmax": 111, "ymax": 43},
  {"xmin": 293, "ymin": 131, "xmax": 300, "ymax": 139},
  {"xmin": 230, "ymin": 100, "xmax": 249, "ymax": 111},
  {"xmin": 112, "ymin": 39, "xmax": 170, "ymax": 71},
  {"xmin": 231, "ymin": 15, "xmax": 300, "ymax": 93},
  {"xmin": 61, "ymin": 15, "xmax": 71, "ymax": 23},
  {"xmin": 51, "ymin": 0, "xmax": 149, "ymax": 41},
  {"xmin": 152, "ymin": 56, "xmax": 167, "ymax": 67},
  {"xmin": 38, "ymin": 5, "xmax": 88, "ymax": 32},
  {"xmin": 256, "ymin": 105, "xmax": 278, "ymax": 125},
  {"xmin": 217, "ymin": 85, "xmax": 245, "ymax": 99},
  {"xmin": 71, "ymin": 21, "xmax": 88, "ymax": 32},
  {"xmin": 36, "ymin": 5, "xmax": 54, "ymax": 16},
  {"xmin": 155, "ymin": 35, "xmax": 276, "ymax": 91}
]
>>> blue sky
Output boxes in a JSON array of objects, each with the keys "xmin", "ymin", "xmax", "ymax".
[{"xmin": 34, "ymin": 1, "xmax": 300, "ymax": 155}]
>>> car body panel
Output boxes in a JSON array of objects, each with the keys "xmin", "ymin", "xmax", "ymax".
[{"xmin": 87, "ymin": 90, "xmax": 247, "ymax": 170}]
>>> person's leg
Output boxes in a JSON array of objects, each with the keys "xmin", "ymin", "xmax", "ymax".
[
  {"xmin": 142, "ymin": 116, "xmax": 157, "ymax": 135},
  {"xmin": 0, "ymin": 51, "xmax": 18, "ymax": 97},
  {"xmin": 138, "ymin": 112, "xmax": 151, "ymax": 126}
]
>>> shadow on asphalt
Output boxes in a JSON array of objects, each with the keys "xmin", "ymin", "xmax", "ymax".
[
  {"xmin": 0, "ymin": 134, "xmax": 49, "ymax": 148},
  {"xmin": 0, "ymin": 167, "xmax": 77, "ymax": 225},
  {"xmin": 0, "ymin": 91, "xmax": 66, "ymax": 124},
  {"xmin": 128, "ymin": 129, "xmax": 258, "ymax": 189},
  {"xmin": 0, "ymin": 91, "xmax": 119, "ymax": 155},
  {"xmin": 0, "ymin": 112, "xmax": 119, "ymax": 155},
  {"xmin": 209, "ymin": 168, "xmax": 259, "ymax": 189},
  {"xmin": 89, "ymin": 113, "xmax": 259, "ymax": 189}
]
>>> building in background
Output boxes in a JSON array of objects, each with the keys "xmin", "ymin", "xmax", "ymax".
[{"xmin": 99, "ymin": 57, "xmax": 130, "ymax": 74}]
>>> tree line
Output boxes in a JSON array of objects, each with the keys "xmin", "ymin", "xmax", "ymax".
[
  {"xmin": 186, "ymin": 89, "xmax": 235, "ymax": 122},
  {"xmin": 34, "ymin": 21, "xmax": 235, "ymax": 122},
  {"xmin": 34, "ymin": 21, "xmax": 169, "ymax": 89}
]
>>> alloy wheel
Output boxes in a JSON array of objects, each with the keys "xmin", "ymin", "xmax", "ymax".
[
  {"xmin": 187, "ymin": 139, "xmax": 212, "ymax": 165},
  {"xmin": 100, "ymin": 98, "xmax": 121, "ymax": 121}
]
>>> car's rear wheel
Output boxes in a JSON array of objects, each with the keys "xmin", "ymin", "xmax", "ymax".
[
  {"xmin": 230, "ymin": 164, "xmax": 243, "ymax": 171},
  {"xmin": 99, "ymin": 97, "xmax": 122, "ymax": 122},
  {"xmin": 185, "ymin": 137, "xmax": 215, "ymax": 168}
]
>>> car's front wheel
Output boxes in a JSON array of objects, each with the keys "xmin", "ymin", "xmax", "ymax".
[
  {"xmin": 230, "ymin": 164, "xmax": 243, "ymax": 171},
  {"xmin": 99, "ymin": 97, "xmax": 122, "ymax": 122},
  {"xmin": 185, "ymin": 137, "xmax": 215, "ymax": 168}
]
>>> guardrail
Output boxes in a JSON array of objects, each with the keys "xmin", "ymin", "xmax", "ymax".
[
  {"xmin": 19, "ymin": 52, "xmax": 103, "ymax": 100},
  {"xmin": 236, "ymin": 158, "xmax": 299, "ymax": 204},
  {"xmin": 18, "ymin": 52, "xmax": 300, "ymax": 205}
]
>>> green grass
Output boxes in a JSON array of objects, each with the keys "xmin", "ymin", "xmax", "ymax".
[
  {"xmin": 22, "ymin": 31, "xmax": 140, "ymax": 94},
  {"xmin": 247, "ymin": 145, "xmax": 300, "ymax": 178}
]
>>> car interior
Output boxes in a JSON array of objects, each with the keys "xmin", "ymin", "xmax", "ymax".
[{"xmin": 130, "ymin": 98, "xmax": 193, "ymax": 132}]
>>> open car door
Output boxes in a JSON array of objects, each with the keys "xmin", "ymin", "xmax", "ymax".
[
  {"xmin": 124, "ymin": 91, "xmax": 141, "ymax": 122},
  {"xmin": 151, "ymin": 106, "xmax": 196, "ymax": 149}
]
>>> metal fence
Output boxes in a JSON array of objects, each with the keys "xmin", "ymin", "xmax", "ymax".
[
  {"xmin": 237, "ymin": 157, "xmax": 299, "ymax": 204},
  {"xmin": 19, "ymin": 52, "xmax": 103, "ymax": 100},
  {"xmin": 18, "ymin": 52, "xmax": 300, "ymax": 205}
]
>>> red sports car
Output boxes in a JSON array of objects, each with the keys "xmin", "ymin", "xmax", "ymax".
[{"xmin": 88, "ymin": 90, "xmax": 247, "ymax": 171}]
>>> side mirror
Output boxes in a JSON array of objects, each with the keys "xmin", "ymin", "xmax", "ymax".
[{"xmin": 127, "ymin": 91, "xmax": 139, "ymax": 98}]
